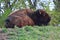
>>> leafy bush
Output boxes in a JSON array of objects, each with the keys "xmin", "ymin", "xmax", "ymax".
[
  {"xmin": 0, "ymin": 9, "xmax": 11, "ymax": 28},
  {"xmin": 50, "ymin": 10, "xmax": 60, "ymax": 26}
]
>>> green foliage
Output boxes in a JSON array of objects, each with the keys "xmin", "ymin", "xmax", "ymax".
[
  {"xmin": 50, "ymin": 10, "xmax": 60, "ymax": 26},
  {"xmin": 2, "ymin": 26, "xmax": 60, "ymax": 40},
  {"xmin": 12, "ymin": 0, "xmax": 26, "ymax": 9},
  {"xmin": 53, "ymin": 0, "xmax": 60, "ymax": 11},
  {"xmin": 0, "ymin": 9, "xmax": 11, "ymax": 28}
]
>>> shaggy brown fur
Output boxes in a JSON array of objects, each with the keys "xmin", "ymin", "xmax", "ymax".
[
  {"xmin": 9, "ymin": 9, "xmax": 34, "ymax": 16},
  {"xmin": 5, "ymin": 9, "xmax": 51, "ymax": 28},
  {"xmin": 5, "ymin": 9, "xmax": 34, "ymax": 28}
]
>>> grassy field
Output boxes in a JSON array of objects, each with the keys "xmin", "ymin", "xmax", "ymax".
[{"xmin": 1, "ymin": 26, "xmax": 60, "ymax": 40}]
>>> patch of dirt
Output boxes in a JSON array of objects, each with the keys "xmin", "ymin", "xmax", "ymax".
[{"xmin": 0, "ymin": 29, "xmax": 8, "ymax": 40}]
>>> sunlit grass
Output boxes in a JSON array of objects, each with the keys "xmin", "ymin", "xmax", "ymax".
[{"xmin": 1, "ymin": 26, "xmax": 60, "ymax": 40}]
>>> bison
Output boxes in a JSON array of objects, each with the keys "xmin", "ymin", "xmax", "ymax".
[{"xmin": 5, "ymin": 9, "xmax": 51, "ymax": 28}]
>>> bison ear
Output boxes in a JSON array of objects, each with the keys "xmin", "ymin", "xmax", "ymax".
[
  {"xmin": 35, "ymin": 9, "xmax": 42, "ymax": 15},
  {"xmin": 35, "ymin": 9, "xmax": 39, "ymax": 14}
]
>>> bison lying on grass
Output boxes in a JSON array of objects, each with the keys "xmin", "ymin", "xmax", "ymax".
[{"xmin": 5, "ymin": 9, "xmax": 51, "ymax": 28}]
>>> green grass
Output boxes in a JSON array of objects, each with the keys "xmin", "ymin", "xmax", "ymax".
[
  {"xmin": 0, "ymin": 9, "xmax": 12, "ymax": 28},
  {"xmin": 2, "ymin": 26, "xmax": 60, "ymax": 40}
]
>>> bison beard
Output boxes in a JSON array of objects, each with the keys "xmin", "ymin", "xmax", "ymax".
[{"xmin": 5, "ymin": 9, "xmax": 51, "ymax": 28}]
